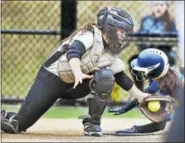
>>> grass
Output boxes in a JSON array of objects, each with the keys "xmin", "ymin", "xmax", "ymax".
[{"xmin": 1, "ymin": 104, "xmax": 145, "ymax": 119}]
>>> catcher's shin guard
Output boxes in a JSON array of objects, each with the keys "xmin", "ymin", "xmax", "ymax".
[
  {"xmin": 87, "ymin": 97, "xmax": 107, "ymax": 123},
  {"xmin": 83, "ymin": 95, "xmax": 110, "ymax": 136},
  {"xmin": 83, "ymin": 68, "xmax": 115, "ymax": 136},
  {"xmin": 88, "ymin": 68, "xmax": 115, "ymax": 122}
]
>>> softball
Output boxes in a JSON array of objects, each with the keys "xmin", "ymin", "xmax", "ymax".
[{"xmin": 147, "ymin": 101, "xmax": 161, "ymax": 112}]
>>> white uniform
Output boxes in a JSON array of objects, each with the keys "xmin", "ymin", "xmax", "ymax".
[
  {"xmin": 45, "ymin": 25, "xmax": 125, "ymax": 83},
  {"xmin": 44, "ymin": 30, "xmax": 94, "ymax": 76}
]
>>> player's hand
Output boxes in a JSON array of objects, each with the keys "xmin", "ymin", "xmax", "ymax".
[
  {"xmin": 73, "ymin": 72, "xmax": 93, "ymax": 89},
  {"xmin": 137, "ymin": 93, "xmax": 151, "ymax": 103}
]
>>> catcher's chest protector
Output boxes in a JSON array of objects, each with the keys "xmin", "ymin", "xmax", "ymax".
[{"xmin": 57, "ymin": 25, "xmax": 121, "ymax": 83}]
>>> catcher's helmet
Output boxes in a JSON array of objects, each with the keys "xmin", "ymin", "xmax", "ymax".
[
  {"xmin": 131, "ymin": 48, "xmax": 169, "ymax": 80},
  {"xmin": 97, "ymin": 7, "xmax": 134, "ymax": 54}
]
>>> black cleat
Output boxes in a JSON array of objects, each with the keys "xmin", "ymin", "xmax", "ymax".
[
  {"xmin": 1, "ymin": 110, "xmax": 19, "ymax": 134},
  {"xmin": 1, "ymin": 110, "xmax": 8, "ymax": 118},
  {"xmin": 83, "ymin": 122, "xmax": 103, "ymax": 137}
]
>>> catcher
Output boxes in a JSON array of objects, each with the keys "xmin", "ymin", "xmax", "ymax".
[
  {"xmin": 109, "ymin": 48, "xmax": 184, "ymax": 134},
  {"xmin": 1, "ymin": 7, "xmax": 149, "ymax": 137}
]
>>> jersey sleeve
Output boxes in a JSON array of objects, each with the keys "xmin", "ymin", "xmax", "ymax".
[
  {"xmin": 71, "ymin": 30, "xmax": 94, "ymax": 50},
  {"xmin": 66, "ymin": 30, "xmax": 94, "ymax": 61}
]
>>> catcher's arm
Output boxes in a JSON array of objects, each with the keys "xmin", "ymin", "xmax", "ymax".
[
  {"xmin": 127, "ymin": 84, "xmax": 149, "ymax": 103},
  {"xmin": 114, "ymin": 71, "xmax": 149, "ymax": 103}
]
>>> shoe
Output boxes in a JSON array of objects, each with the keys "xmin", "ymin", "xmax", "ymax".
[
  {"xmin": 1, "ymin": 110, "xmax": 8, "ymax": 118},
  {"xmin": 1, "ymin": 117, "xmax": 19, "ymax": 134},
  {"xmin": 83, "ymin": 122, "xmax": 103, "ymax": 137},
  {"xmin": 82, "ymin": 117, "xmax": 103, "ymax": 137},
  {"xmin": 1, "ymin": 111, "xmax": 19, "ymax": 134},
  {"xmin": 116, "ymin": 126, "xmax": 139, "ymax": 134},
  {"xmin": 1, "ymin": 110, "xmax": 17, "ymax": 120}
]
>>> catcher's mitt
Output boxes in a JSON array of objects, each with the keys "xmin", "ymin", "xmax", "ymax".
[{"xmin": 139, "ymin": 94, "xmax": 176, "ymax": 123}]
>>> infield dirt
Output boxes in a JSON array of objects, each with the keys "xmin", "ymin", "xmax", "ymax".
[{"xmin": 1, "ymin": 118, "xmax": 170, "ymax": 142}]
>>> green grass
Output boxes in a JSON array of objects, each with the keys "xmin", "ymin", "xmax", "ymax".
[{"xmin": 1, "ymin": 104, "xmax": 145, "ymax": 119}]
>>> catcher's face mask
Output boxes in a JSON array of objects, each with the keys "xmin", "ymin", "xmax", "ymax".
[
  {"xmin": 106, "ymin": 27, "xmax": 130, "ymax": 54},
  {"xmin": 97, "ymin": 7, "xmax": 134, "ymax": 55}
]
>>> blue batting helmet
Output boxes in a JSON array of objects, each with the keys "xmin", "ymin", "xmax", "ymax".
[{"xmin": 131, "ymin": 48, "xmax": 170, "ymax": 80}]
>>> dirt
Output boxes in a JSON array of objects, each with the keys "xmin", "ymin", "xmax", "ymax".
[{"xmin": 1, "ymin": 118, "xmax": 170, "ymax": 142}]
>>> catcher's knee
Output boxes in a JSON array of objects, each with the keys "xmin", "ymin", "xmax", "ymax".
[{"xmin": 90, "ymin": 68, "xmax": 115, "ymax": 100}]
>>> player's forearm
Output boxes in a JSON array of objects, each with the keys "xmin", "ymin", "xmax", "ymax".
[
  {"xmin": 114, "ymin": 71, "xmax": 133, "ymax": 90},
  {"xmin": 69, "ymin": 58, "xmax": 82, "ymax": 76},
  {"xmin": 128, "ymin": 84, "xmax": 148, "ymax": 103},
  {"xmin": 135, "ymin": 121, "xmax": 167, "ymax": 133},
  {"xmin": 115, "ymin": 71, "xmax": 147, "ymax": 102}
]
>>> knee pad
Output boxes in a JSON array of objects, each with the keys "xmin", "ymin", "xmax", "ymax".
[{"xmin": 89, "ymin": 68, "xmax": 115, "ymax": 101}]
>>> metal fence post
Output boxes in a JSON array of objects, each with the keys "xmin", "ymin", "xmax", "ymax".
[{"xmin": 61, "ymin": 0, "xmax": 77, "ymax": 40}]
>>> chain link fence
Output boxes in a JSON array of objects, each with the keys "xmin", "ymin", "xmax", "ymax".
[{"xmin": 1, "ymin": 1, "xmax": 179, "ymax": 103}]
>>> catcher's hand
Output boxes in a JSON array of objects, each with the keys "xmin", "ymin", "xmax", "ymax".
[
  {"xmin": 108, "ymin": 99, "xmax": 139, "ymax": 115},
  {"xmin": 139, "ymin": 93, "xmax": 176, "ymax": 123}
]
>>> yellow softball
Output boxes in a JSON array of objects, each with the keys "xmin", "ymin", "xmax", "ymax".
[{"xmin": 147, "ymin": 101, "xmax": 161, "ymax": 112}]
